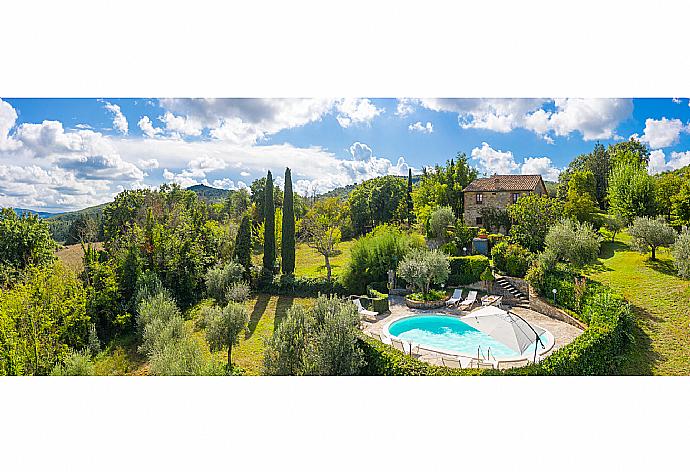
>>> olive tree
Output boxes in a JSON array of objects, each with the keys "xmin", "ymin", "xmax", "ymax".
[
  {"xmin": 397, "ymin": 248, "xmax": 450, "ymax": 296},
  {"xmin": 672, "ymin": 229, "xmax": 690, "ymax": 279},
  {"xmin": 428, "ymin": 206, "xmax": 456, "ymax": 240},
  {"xmin": 544, "ymin": 219, "xmax": 601, "ymax": 267},
  {"xmin": 602, "ymin": 213, "xmax": 626, "ymax": 243},
  {"xmin": 628, "ymin": 216, "xmax": 677, "ymax": 260},
  {"xmin": 300, "ymin": 197, "xmax": 348, "ymax": 281},
  {"xmin": 205, "ymin": 301, "xmax": 249, "ymax": 367}
]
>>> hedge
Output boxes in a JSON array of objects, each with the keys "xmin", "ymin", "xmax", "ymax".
[
  {"xmin": 358, "ymin": 274, "xmax": 633, "ymax": 376},
  {"xmin": 447, "ymin": 255, "xmax": 490, "ymax": 285},
  {"xmin": 260, "ymin": 275, "xmax": 347, "ymax": 297},
  {"xmin": 366, "ymin": 287, "xmax": 389, "ymax": 313}
]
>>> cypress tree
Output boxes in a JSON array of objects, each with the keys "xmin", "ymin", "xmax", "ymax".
[
  {"xmin": 234, "ymin": 213, "xmax": 252, "ymax": 279},
  {"xmin": 262, "ymin": 170, "xmax": 276, "ymax": 276},
  {"xmin": 407, "ymin": 168, "xmax": 415, "ymax": 225},
  {"xmin": 281, "ymin": 167, "xmax": 296, "ymax": 275}
]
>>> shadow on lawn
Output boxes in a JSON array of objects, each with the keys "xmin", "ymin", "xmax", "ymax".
[
  {"xmin": 599, "ymin": 241, "xmax": 628, "ymax": 259},
  {"xmin": 619, "ymin": 304, "xmax": 665, "ymax": 375},
  {"xmin": 246, "ymin": 293, "xmax": 270, "ymax": 339},
  {"xmin": 644, "ymin": 258, "xmax": 677, "ymax": 277},
  {"xmin": 274, "ymin": 296, "xmax": 294, "ymax": 331}
]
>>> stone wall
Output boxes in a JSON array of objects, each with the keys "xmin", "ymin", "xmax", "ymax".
[
  {"xmin": 528, "ymin": 286, "xmax": 587, "ymax": 330},
  {"xmin": 503, "ymin": 275, "xmax": 529, "ymax": 297}
]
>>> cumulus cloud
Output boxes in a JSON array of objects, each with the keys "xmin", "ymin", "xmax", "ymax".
[
  {"xmin": 416, "ymin": 98, "xmax": 633, "ymax": 141},
  {"xmin": 138, "ymin": 115, "xmax": 162, "ymax": 138},
  {"xmin": 647, "ymin": 149, "xmax": 690, "ymax": 175},
  {"xmin": 396, "ymin": 98, "xmax": 415, "ymax": 117},
  {"xmin": 160, "ymin": 112, "xmax": 203, "ymax": 138},
  {"xmin": 138, "ymin": 158, "xmax": 159, "ymax": 169},
  {"xmin": 0, "ymin": 99, "xmax": 21, "ymax": 151},
  {"xmin": 408, "ymin": 121, "xmax": 433, "ymax": 133},
  {"xmin": 637, "ymin": 117, "xmax": 687, "ymax": 149},
  {"xmin": 335, "ymin": 98, "xmax": 383, "ymax": 128},
  {"xmin": 470, "ymin": 142, "xmax": 560, "ymax": 181},
  {"xmin": 103, "ymin": 101, "xmax": 129, "ymax": 135}
]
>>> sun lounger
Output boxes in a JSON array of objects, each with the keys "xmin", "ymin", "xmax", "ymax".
[
  {"xmin": 378, "ymin": 333, "xmax": 393, "ymax": 345},
  {"xmin": 353, "ymin": 298, "xmax": 378, "ymax": 322},
  {"xmin": 458, "ymin": 290, "xmax": 477, "ymax": 309},
  {"xmin": 467, "ymin": 357, "xmax": 495, "ymax": 369},
  {"xmin": 441, "ymin": 357, "xmax": 462, "ymax": 368},
  {"xmin": 445, "ymin": 289, "xmax": 463, "ymax": 307}
]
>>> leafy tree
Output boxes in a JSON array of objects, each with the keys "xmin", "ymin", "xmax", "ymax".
[
  {"xmin": 263, "ymin": 296, "xmax": 363, "ymax": 376},
  {"xmin": 628, "ymin": 216, "xmax": 677, "ymax": 260},
  {"xmin": 281, "ymin": 168, "xmax": 296, "ymax": 275},
  {"xmin": 608, "ymin": 138, "xmax": 650, "ymax": 168},
  {"xmin": 564, "ymin": 185, "xmax": 599, "ymax": 223},
  {"xmin": 560, "ymin": 143, "xmax": 610, "ymax": 209},
  {"xmin": 0, "ymin": 208, "xmax": 56, "ymax": 274},
  {"xmin": 205, "ymin": 260, "xmax": 244, "ymax": 304},
  {"xmin": 508, "ymin": 194, "xmax": 564, "ymax": 252},
  {"xmin": 672, "ymin": 229, "xmax": 690, "ymax": 279},
  {"xmin": 0, "ymin": 263, "xmax": 90, "ymax": 375},
  {"xmin": 602, "ymin": 213, "xmax": 626, "ymax": 243},
  {"xmin": 262, "ymin": 170, "xmax": 276, "ymax": 277},
  {"xmin": 491, "ymin": 241, "xmax": 533, "ymax": 277},
  {"xmin": 406, "ymin": 168, "xmax": 414, "ymax": 226},
  {"xmin": 224, "ymin": 188, "xmax": 251, "ymax": 219},
  {"xmin": 342, "ymin": 224, "xmax": 425, "ymax": 294},
  {"xmin": 544, "ymin": 219, "xmax": 601, "ymax": 267},
  {"xmin": 428, "ymin": 206, "xmax": 456, "ymax": 240},
  {"xmin": 300, "ymin": 197, "xmax": 348, "ymax": 281},
  {"xmin": 205, "ymin": 301, "xmax": 249, "ymax": 368},
  {"xmin": 653, "ymin": 172, "xmax": 682, "ymax": 220},
  {"xmin": 479, "ymin": 207, "xmax": 511, "ymax": 234},
  {"xmin": 66, "ymin": 213, "xmax": 100, "ymax": 244},
  {"xmin": 607, "ymin": 161, "xmax": 656, "ymax": 223},
  {"xmin": 397, "ymin": 248, "xmax": 450, "ymax": 296},
  {"xmin": 348, "ymin": 175, "xmax": 408, "ymax": 235},
  {"xmin": 250, "ymin": 176, "xmax": 283, "ymax": 225},
  {"xmin": 234, "ymin": 213, "xmax": 252, "ymax": 278},
  {"xmin": 671, "ymin": 179, "xmax": 690, "ymax": 227}
]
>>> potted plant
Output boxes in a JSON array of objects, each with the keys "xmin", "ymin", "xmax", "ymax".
[
  {"xmin": 397, "ymin": 248, "xmax": 451, "ymax": 309},
  {"xmin": 477, "ymin": 228, "xmax": 489, "ymax": 239}
]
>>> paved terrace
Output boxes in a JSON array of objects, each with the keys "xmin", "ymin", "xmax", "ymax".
[{"xmin": 361, "ymin": 295, "xmax": 583, "ymax": 369}]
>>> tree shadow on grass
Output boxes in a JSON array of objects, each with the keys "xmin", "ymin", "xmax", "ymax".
[
  {"xmin": 246, "ymin": 293, "xmax": 270, "ymax": 339},
  {"xmin": 618, "ymin": 304, "xmax": 665, "ymax": 375},
  {"xmin": 274, "ymin": 295, "xmax": 294, "ymax": 331},
  {"xmin": 644, "ymin": 258, "xmax": 677, "ymax": 277},
  {"xmin": 599, "ymin": 241, "xmax": 629, "ymax": 260}
]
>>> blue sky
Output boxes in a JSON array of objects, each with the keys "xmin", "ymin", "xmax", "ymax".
[{"xmin": 1, "ymin": 97, "xmax": 690, "ymax": 212}]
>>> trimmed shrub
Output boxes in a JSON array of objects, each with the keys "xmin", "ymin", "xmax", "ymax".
[
  {"xmin": 447, "ymin": 255, "xmax": 490, "ymax": 285},
  {"xmin": 367, "ymin": 288, "xmax": 390, "ymax": 313}
]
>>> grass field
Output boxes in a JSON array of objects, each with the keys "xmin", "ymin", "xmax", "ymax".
[
  {"xmin": 252, "ymin": 240, "xmax": 356, "ymax": 278},
  {"xmin": 587, "ymin": 233, "xmax": 690, "ymax": 375},
  {"xmin": 56, "ymin": 242, "xmax": 103, "ymax": 273}
]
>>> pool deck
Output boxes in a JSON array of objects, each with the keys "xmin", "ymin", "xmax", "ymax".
[{"xmin": 361, "ymin": 295, "xmax": 583, "ymax": 369}]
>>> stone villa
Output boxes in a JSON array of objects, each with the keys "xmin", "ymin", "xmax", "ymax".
[{"xmin": 462, "ymin": 174, "xmax": 547, "ymax": 229}]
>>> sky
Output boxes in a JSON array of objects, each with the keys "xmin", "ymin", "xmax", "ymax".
[{"xmin": 2, "ymin": 97, "xmax": 690, "ymax": 212}]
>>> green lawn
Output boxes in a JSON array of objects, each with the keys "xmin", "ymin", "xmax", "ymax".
[
  {"xmin": 587, "ymin": 233, "xmax": 690, "ymax": 375},
  {"xmin": 252, "ymin": 240, "xmax": 355, "ymax": 279}
]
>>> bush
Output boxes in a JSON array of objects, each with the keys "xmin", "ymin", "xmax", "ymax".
[
  {"xmin": 544, "ymin": 219, "xmax": 601, "ymax": 267},
  {"xmin": 225, "ymin": 281, "xmax": 251, "ymax": 303},
  {"xmin": 673, "ymin": 229, "xmax": 690, "ymax": 279},
  {"xmin": 491, "ymin": 241, "xmax": 533, "ymax": 277},
  {"xmin": 341, "ymin": 224, "xmax": 424, "ymax": 294},
  {"xmin": 205, "ymin": 261, "xmax": 245, "ymax": 304},
  {"xmin": 50, "ymin": 350, "xmax": 96, "ymax": 376},
  {"xmin": 407, "ymin": 289, "xmax": 447, "ymax": 302},
  {"xmin": 453, "ymin": 225, "xmax": 479, "ymax": 251},
  {"xmin": 261, "ymin": 275, "xmax": 346, "ymax": 297},
  {"xmin": 367, "ymin": 288, "xmax": 390, "ymax": 313},
  {"xmin": 428, "ymin": 206, "xmax": 456, "ymax": 240},
  {"xmin": 447, "ymin": 255, "xmax": 490, "ymax": 285}
]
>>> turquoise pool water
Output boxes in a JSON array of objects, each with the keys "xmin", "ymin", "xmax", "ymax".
[{"xmin": 388, "ymin": 314, "xmax": 540, "ymax": 359}]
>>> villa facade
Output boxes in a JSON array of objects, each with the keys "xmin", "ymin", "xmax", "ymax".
[{"xmin": 462, "ymin": 174, "xmax": 548, "ymax": 229}]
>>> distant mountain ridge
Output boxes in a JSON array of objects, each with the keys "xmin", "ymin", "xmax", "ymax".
[{"xmin": 12, "ymin": 208, "xmax": 59, "ymax": 218}]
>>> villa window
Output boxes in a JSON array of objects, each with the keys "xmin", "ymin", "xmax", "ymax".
[
  {"xmin": 476, "ymin": 216, "xmax": 483, "ymax": 225},
  {"xmin": 475, "ymin": 193, "xmax": 483, "ymax": 204},
  {"xmin": 512, "ymin": 193, "xmax": 520, "ymax": 203}
]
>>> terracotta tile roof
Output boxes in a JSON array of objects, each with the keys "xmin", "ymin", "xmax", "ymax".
[{"xmin": 463, "ymin": 174, "xmax": 544, "ymax": 192}]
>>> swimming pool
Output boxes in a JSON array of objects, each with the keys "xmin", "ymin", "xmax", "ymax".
[{"xmin": 386, "ymin": 314, "xmax": 551, "ymax": 360}]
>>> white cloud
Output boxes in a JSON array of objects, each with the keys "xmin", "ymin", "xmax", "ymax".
[
  {"xmin": 648, "ymin": 149, "xmax": 690, "ymax": 174},
  {"xmin": 138, "ymin": 158, "xmax": 159, "ymax": 169},
  {"xmin": 521, "ymin": 156, "xmax": 561, "ymax": 182},
  {"xmin": 138, "ymin": 115, "xmax": 162, "ymax": 138},
  {"xmin": 470, "ymin": 142, "xmax": 560, "ymax": 181},
  {"xmin": 396, "ymin": 98, "xmax": 415, "ymax": 117},
  {"xmin": 408, "ymin": 121, "xmax": 433, "ymax": 133},
  {"xmin": 638, "ymin": 117, "xmax": 686, "ymax": 149},
  {"xmin": 470, "ymin": 142, "xmax": 520, "ymax": 175},
  {"xmin": 103, "ymin": 101, "xmax": 128, "ymax": 135},
  {"xmin": 349, "ymin": 141, "xmax": 373, "ymax": 160},
  {"xmin": 0, "ymin": 99, "xmax": 21, "ymax": 151},
  {"xmin": 209, "ymin": 178, "xmax": 248, "ymax": 191},
  {"xmin": 335, "ymin": 98, "xmax": 383, "ymax": 128},
  {"xmin": 417, "ymin": 98, "xmax": 633, "ymax": 141},
  {"xmin": 160, "ymin": 111, "xmax": 203, "ymax": 138}
]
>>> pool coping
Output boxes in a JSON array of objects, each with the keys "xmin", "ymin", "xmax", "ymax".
[{"xmin": 382, "ymin": 312, "xmax": 556, "ymax": 363}]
